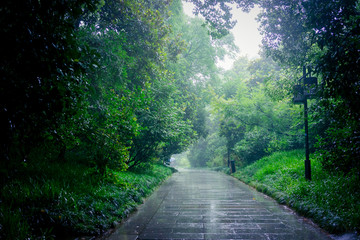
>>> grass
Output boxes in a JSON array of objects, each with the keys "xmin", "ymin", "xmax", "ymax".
[
  {"xmin": 233, "ymin": 149, "xmax": 360, "ymax": 234},
  {"xmin": 0, "ymin": 160, "xmax": 174, "ymax": 239}
]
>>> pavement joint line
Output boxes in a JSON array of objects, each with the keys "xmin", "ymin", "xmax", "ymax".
[{"xmin": 106, "ymin": 169, "xmax": 334, "ymax": 240}]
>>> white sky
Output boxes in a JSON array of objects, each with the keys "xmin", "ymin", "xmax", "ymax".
[{"xmin": 182, "ymin": 1, "xmax": 262, "ymax": 70}]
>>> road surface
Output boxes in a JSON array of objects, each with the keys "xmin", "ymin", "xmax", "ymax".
[{"xmin": 107, "ymin": 169, "xmax": 332, "ymax": 240}]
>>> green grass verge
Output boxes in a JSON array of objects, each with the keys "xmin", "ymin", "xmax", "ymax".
[
  {"xmin": 0, "ymin": 161, "xmax": 175, "ymax": 239},
  {"xmin": 232, "ymin": 149, "xmax": 360, "ymax": 234}
]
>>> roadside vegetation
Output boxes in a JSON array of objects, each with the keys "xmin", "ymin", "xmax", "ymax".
[
  {"xmin": 184, "ymin": 0, "xmax": 360, "ymax": 236},
  {"xmin": 232, "ymin": 150, "xmax": 360, "ymax": 234},
  {"xmin": 1, "ymin": 0, "xmax": 360, "ymax": 239},
  {"xmin": 1, "ymin": 0, "xmax": 224, "ymax": 238},
  {"xmin": 0, "ymin": 161, "xmax": 174, "ymax": 239}
]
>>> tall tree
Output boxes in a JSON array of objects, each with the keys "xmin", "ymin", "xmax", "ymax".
[
  {"xmin": 77, "ymin": 0, "xmax": 196, "ymax": 170},
  {"xmin": 190, "ymin": 0, "xmax": 360, "ymax": 175},
  {"xmin": 211, "ymin": 59, "xmax": 303, "ymax": 165},
  {"xmin": 0, "ymin": 0, "xmax": 99, "ymax": 171}
]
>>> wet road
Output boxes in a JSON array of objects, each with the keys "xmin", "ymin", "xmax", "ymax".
[{"xmin": 107, "ymin": 169, "xmax": 332, "ymax": 240}]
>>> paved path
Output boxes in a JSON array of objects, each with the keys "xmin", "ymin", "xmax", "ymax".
[{"xmin": 107, "ymin": 169, "xmax": 332, "ymax": 240}]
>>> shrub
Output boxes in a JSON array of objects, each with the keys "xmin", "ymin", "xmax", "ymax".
[
  {"xmin": 233, "ymin": 149, "xmax": 360, "ymax": 233},
  {"xmin": 0, "ymin": 161, "xmax": 173, "ymax": 239}
]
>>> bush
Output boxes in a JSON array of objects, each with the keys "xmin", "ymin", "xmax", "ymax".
[
  {"xmin": 233, "ymin": 149, "xmax": 360, "ymax": 233},
  {"xmin": 0, "ymin": 161, "xmax": 173, "ymax": 239}
]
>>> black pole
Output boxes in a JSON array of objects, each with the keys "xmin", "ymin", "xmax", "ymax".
[
  {"xmin": 227, "ymin": 146, "xmax": 230, "ymax": 167},
  {"xmin": 303, "ymin": 66, "xmax": 311, "ymax": 180},
  {"xmin": 230, "ymin": 160, "xmax": 236, "ymax": 173}
]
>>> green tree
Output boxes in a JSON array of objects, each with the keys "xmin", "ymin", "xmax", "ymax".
[
  {"xmin": 0, "ymin": 0, "xmax": 99, "ymax": 172},
  {"xmin": 70, "ymin": 0, "xmax": 197, "ymax": 170},
  {"xmin": 127, "ymin": 73, "xmax": 194, "ymax": 169},
  {"xmin": 168, "ymin": 0, "xmax": 239, "ymax": 167},
  {"xmin": 0, "ymin": 0, "xmax": 203, "ymax": 175},
  {"xmin": 256, "ymin": 0, "xmax": 360, "ymax": 175},
  {"xmin": 191, "ymin": 0, "xmax": 360, "ymax": 176},
  {"xmin": 211, "ymin": 57, "xmax": 303, "ymax": 166}
]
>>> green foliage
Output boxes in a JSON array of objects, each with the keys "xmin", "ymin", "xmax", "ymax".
[
  {"xmin": 314, "ymin": 104, "xmax": 360, "ymax": 176},
  {"xmin": 186, "ymin": 55, "xmax": 305, "ymax": 168},
  {"xmin": 187, "ymin": 105, "xmax": 228, "ymax": 168},
  {"xmin": 127, "ymin": 73, "xmax": 195, "ymax": 168},
  {"xmin": 233, "ymin": 150, "xmax": 360, "ymax": 233},
  {"xmin": 0, "ymin": 208, "xmax": 31, "ymax": 240},
  {"xmin": 190, "ymin": 0, "xmax": 256, "ymax": 38},
  {"xmin": 255, "ymin": 0, "xmax": 360, "ymax": 175},
  {"xmin": 209, "ymin": 58, "xmax": 303, "ymax": 166},
  {"xmin": 188, "ymin": 137, "xmax": 211, "ymax": 167},
  {"xmin": 167, "ymin": 0, "xmax": 240, "ymax": 168},
  {"xmin": 189, "ymin": 0, "xmax": 360, "ymax": 178},
  {"xmin": 76, "ymin": 0, "xmax": 184, "ymax": 170},
  {"xmin": 0, "ymin": 0, "xmax": 99, "ymax": 168},
  {"xmin": 171, "ymin": 152, "xmax": 192, "ymax": 168},
  {"xmin": 1, "ymin": 0, "xmax": 203, "ymax": 177},
  {"xmin": 0, "ymin": 161, "xmax": 173, "ymax": 239},
  {"xmin": 4, "ymin": 0, "xmax": 359, "ymax": 236},
  {"xmin": 188, "ymin": 133, "xmax": 227, "ymax": 168}
]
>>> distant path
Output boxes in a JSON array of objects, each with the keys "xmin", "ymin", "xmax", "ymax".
[{"xmin": 107, "ymin": 169, "xmax": 332, "ymax": 240}]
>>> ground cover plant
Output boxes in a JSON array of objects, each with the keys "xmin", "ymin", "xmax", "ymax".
[
  {"xmin": 0, "ymin": 161, "xmax": 174, "ymax": 240},
  {"xmin": 232, "ymin": 149, "xmax": 360, "ymax": 234},
  {"xmin": 2, "ymin": 0, "xmax": 360, "ymax": 239}
]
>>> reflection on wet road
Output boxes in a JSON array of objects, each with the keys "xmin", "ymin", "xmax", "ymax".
[{"xmin": 107, "ymin": 169, "xmax": 332, "ymax": 240}]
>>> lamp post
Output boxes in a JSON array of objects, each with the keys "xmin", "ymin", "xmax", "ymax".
[{"xmin": 293, "ymin": 66, "xmax": 317, "ymax": 181}]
